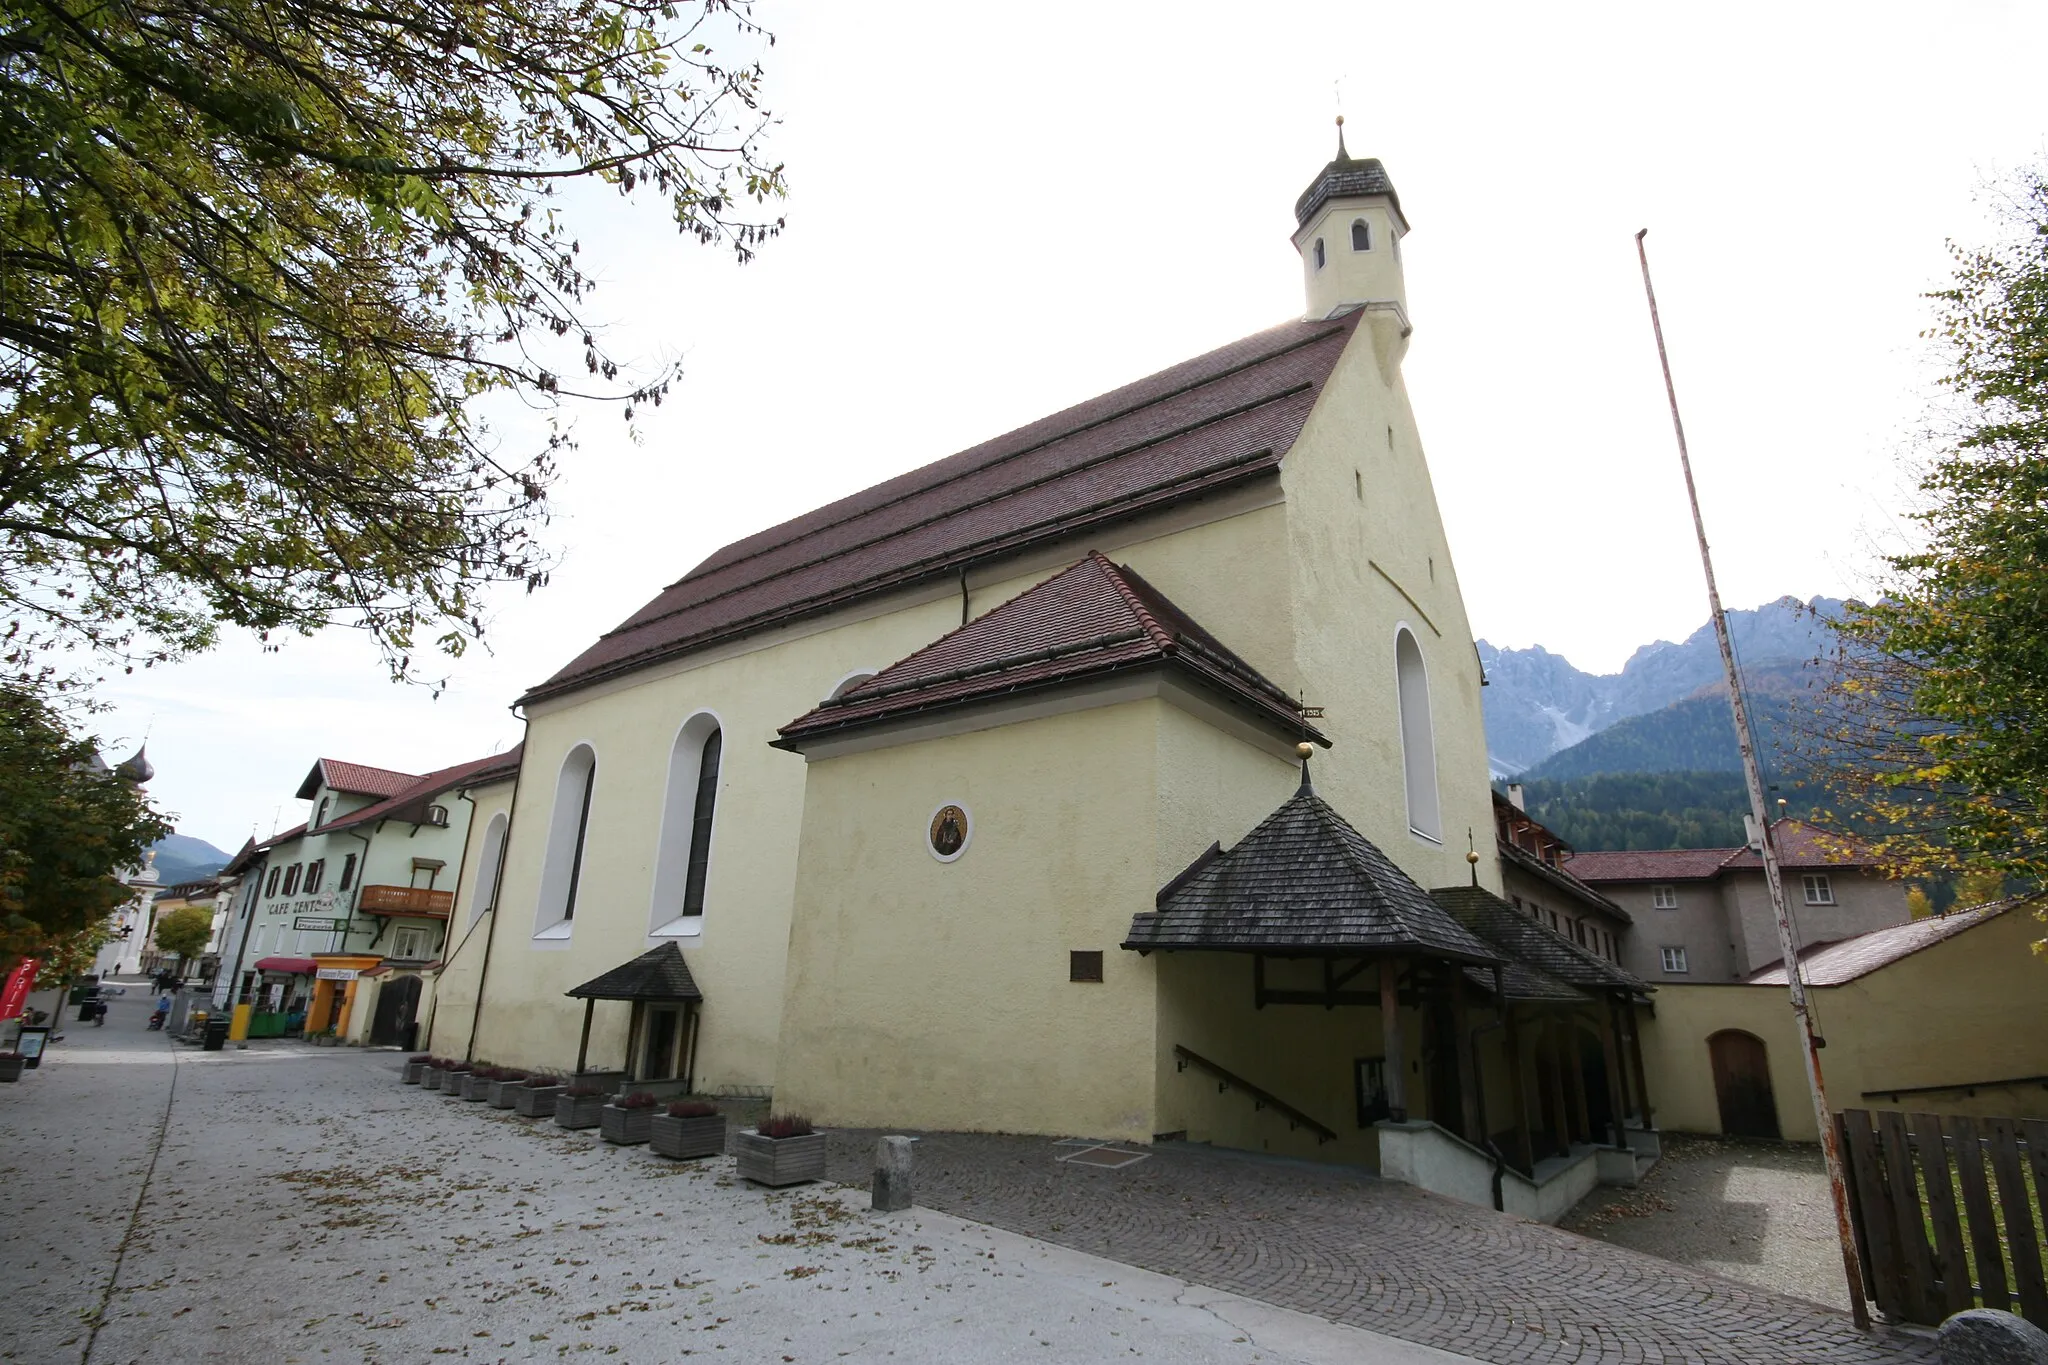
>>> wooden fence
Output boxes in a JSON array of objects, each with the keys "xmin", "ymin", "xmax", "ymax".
[{"xmin": 1835, "ymin": 1109, "xmax": 2048, "ymax": 1329}]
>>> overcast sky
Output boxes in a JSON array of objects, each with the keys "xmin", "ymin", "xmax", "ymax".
[{"xmin": 97, "ymin": 1, "xmax": 2048, "ymax": 852}]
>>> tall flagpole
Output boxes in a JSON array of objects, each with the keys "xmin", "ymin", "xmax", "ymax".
[{"xmin": 1634, "ymin": 229, "xmax": 1870, "ymax": 1329}]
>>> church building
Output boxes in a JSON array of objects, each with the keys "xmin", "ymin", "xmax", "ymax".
[{"xmin": 432, "ymin": 131, "xmax": 1654, "ymax": 1203}]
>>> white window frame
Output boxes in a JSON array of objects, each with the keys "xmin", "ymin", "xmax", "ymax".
[
  {"xmin": 470, "ymin": 812, "xmax": 508, "ymax": 925},
  {"xmin": 1393, "ymin": 626, "xmax": 1441, "ymax": 843},
  {"xmin": 1659, "ymin": 946, "xmax": 1689, "ymax": 974},
  {"xmin": 1802, "ymin": 873, "xmax": 1834, "ymax": 906},
  {"xmin": 534, "ymin": 743, "xmax": 597, "ymax": 942},
  {"xmin": 650, "ymin": 712, "xmax": 725, "ymax": 939},
  {"xmin": 391, "ymin": 925, "xmax": 432, "ymax": 960},
  {"xmin": 1652, "ymin": 884, "xmax": 1678, "ymax": 910}
]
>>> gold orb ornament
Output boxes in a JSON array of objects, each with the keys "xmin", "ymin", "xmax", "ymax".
[
  {"xmin": 1466, "ymin": 850, "xmax": 1481, "ymax": 866},
  {"xmin": 1296, "ymin": 742, "xmax": 1315, "ymax": 760}
]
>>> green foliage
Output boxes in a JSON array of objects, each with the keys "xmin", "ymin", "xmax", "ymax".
[
  {"xmin": 1823, "ymin": 164, "xmax": 2048, "ymax": 891},
  {"xmin": 1505, "ymin": 771, "xmax": 1822, "ymax": 851},
  {"xmin": 1905, "ymin": 885, "xmax": 1934, "ymax": 920},
  {"xmin": 0, "ymin": 688, "xmax": 168, "ymax": 969},
  {"xmin": 151, "ymin": 903, "xmax": 212, "ymax": 959},
  {"xmin": 1524, "ymin": 683, "xmax": 1806, "ymax": 782},
  {"xmin": 0, "ymin": 0, "xmax": 785, "ymax": 684}
]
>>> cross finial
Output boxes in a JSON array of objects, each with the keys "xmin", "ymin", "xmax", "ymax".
[{"xmin": 1334, "ymin": 77, "xmax": 1350, "ymax": 159}]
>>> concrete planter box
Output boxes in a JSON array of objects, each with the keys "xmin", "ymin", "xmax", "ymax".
[
  {"xmin": 512, "ymin": 1083, "xmax": 564, "ymax": 1118},
  {"xmin": 487, "ymin": 1078, "xmax": 527, "ymax": 1109},
  {"xmin": 462, "ymin": 1074, "xmax": 493, "ymax": 1101},
  {"xmin": 402, "ymin": 1061, "xmax": 426, "ymax": 1084},
  {"xmin": 0, "ymin": 1056, "xmax": 24, "ymax": 1083},
  {"xmin": 420, "ymin": 1067, "xmax": 444, "ymax": 1091},
  {"xmin": 732, "ymin": 1129, "xmax": 825, "ymax": 1187},
  {"xmin": 649, "ymin": 1113, "xmax": 725, "ymax": 1161},
  {"xmin": 600, "ymin": 1105, "xmax": 654, "ymax": 1145},
  {"xmin": 441, "ymin": 1071, "xmax": 474, "ymax": 1097},
  {"xmin": 556, "ymin": 1093, "xmax": 607, "ymax": 1129}
]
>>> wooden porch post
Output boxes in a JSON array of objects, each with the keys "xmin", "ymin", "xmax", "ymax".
[
  {"xmin": 1600, "ymin": 995, "xmax": 1630, "ymax": 1146},
  {"xmin": 1546, "ymin": 1020, "xmax": 1573, "ymax": 1157},
  {"xmin": 1451, "ymin": 967, "xmax": 1480, "ymax": 1141},
  {"xmin": 574, "ymin": 997, "xmax": 594, "ymax": 1075},
  {"xmin": 1501, "ymin": 993, "xmax": 1534, "ymax": 1172},
  {"xmin": 1562, "ymin": 1018, "xmax": 1592, "ymax": 1144},
  {"xmin": 623, "ymin": 1003, "xmax": 644, "ymax": 1083},
  {"xmin": 1379, "ymin": 957, "xmax": 1407, "ymax": 1123},
  {"xmin": 1624, "ymin": 997, "xmax": 1654, "ymax": 1129}
]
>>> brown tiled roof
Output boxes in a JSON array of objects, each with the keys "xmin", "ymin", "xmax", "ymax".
[
  {"xmin": 1747, "ymin": 899, "xmax": 2025, "ymax": 986},
  {"xmin": 1124, "ymin": 784, "xmax": 1503, "ymax": 963},
  {"xmin": 523, "ymin": 313, "xmax": 1363, "ymax": 705},
  {"xmin": 776, "ymin": 554, "xmax": 1320, "ymax": 748},
  {"xmin": 318, "ymin": 747, "xmax": 524, "ymax": 835},
  {"xmin": 566, "ymin": 942, "xmax": 703, "ymax": 1002},
  {"xmin": 299, "ymin": 759, "xmax": 419, "ymax": 801},
  {"xmin": 1431, "ymin": 885, "xmax": 1647, "ymax": 995},
  {"xmin": 1498, "ymin": 841, "xmax": 1632, "ymax": 924},
  {"xmin": 1566, "ymin": 821, "xmax": 1881, "ymax": 884}
]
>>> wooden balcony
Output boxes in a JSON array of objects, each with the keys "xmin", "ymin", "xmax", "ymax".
[{"xmin": 357, "ymin": 885, "xmax": 454, "ymax": 919}]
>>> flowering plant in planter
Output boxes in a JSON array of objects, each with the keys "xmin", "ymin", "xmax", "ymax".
[
  {"xmin": 462, "ymin": 1064, "xmax": 500, "ymax": 1101},
  {"xmin": 512, "ymin": 1072, "xmax": 566, "ymax": 1118},
  {"xmin": 419, "ymin": 1057, "xmax": 448, "ymax": 1090},
  {"xmin": 403, "ymin": 1054, "xmax": 433, "ymax": 1085},
  {"xmin": 650, "ymin": 1099, "xmax": 725, "ymax": 1161},
  {"xmin": 555, "ymin": 1083, "xmax": 608, "ymax": 1129},
  {"xmin": 600, "ymin": 1090, "xmax": 659, "ymax": 1145},
  {"xmin": 440, "ymin": 1062, "xmax": 473, "ymax": 1099},
  {"xmin": 486, "ymin": 1069, "xmax": 530, "ymax": 1108},
  {"xmin": 733, "ymin": 1113, "xmax": 824, "ymax": 1187}
]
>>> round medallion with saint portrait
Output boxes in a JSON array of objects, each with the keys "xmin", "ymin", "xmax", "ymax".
[{"xmin": 928, "ymin": 803, "xmax": 971, "ymax": 861}]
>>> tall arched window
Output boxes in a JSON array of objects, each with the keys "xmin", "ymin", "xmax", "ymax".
[
  {"xmin": 1351, "ymin": 219, "xmax": 1371, "ymax": 251},
  {"xmin": 1313, "ymin": 238, "xmax": 1327, "ymax": 269},
  {"xmin": 1395, "ymin": 629, "xmax": 1441, "ymax": 842},
  {"xmin": 471, "ymin": 812, "xmax": 508, "ymax": 924},
  {"xmin": 535, "ymin": 745, "xmax": 596, "ymax": 938},
  {"xmin": 650, "ymin": 715, "xmax": 722, "ymax": 936}
]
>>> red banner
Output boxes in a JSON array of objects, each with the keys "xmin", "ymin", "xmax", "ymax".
[{"xmin": 0, "ymin": 957, "xmax": 37, "ymax": 1022}]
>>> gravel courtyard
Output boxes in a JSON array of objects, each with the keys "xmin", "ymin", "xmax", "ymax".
[{"xmin": 1561, "ymin": 1132, "xmax": 1856, "ymax": 1311}]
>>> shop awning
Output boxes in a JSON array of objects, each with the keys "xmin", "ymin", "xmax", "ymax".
[{"xmin": 253, "ymin": 956, "xmax": 318, "ymax": 974}]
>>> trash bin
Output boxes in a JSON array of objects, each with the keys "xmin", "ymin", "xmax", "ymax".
[
  {"xmin": 77, "ymin": 996, "xmax": 99, "ymax": 1022},
  {"xmin": 202, "ymin": 1018, "xmax": 231, "ymax": 1052}
]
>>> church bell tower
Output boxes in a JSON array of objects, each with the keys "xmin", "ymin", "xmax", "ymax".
[{"xmin": 1292, "ymin": 119, "xmax": 1410, "ymax": 331}]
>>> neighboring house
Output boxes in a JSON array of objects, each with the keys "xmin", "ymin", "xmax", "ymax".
[
  {"xmin": 1493, "ymin": 787, "xmax": 1630, "ymax": 968},
  {"xmin": 434, "ymin": 133, "xmax": 1664, "ymax": 1218},
  {"xmin": 141, "ymin": 878, "xmax": 233, "ymax": 981},
  {"xmin": 212, "ymin": 749, "xmax": 519, "ymax": 1046},
  {"xmin": 1642, "ymin": 896, "xmax": 2048, "ymax": 1138},
  {"xmin": 1567, "ymin": 819, "xmax": 1908, "ymax": 983}
]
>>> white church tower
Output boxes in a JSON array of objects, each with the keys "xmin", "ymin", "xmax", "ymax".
[{"xmin": 1291, "ymin": 118, "xmax": 1411, "ymax": 340}]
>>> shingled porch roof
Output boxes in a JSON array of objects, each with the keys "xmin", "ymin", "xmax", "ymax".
[
  {"xmin": 522, "ymin": 312, "xmax": 1363, "ymax": 706},
  {"xmin": 565, "ymin": 943, "xmax": 703, "ymax": 1002},
  {"xmin": 776, "ymin": 553, "xmax": 1323, "ymax": 749},
  {"xmin": 1123, "ymin": 782, "xmax": 1503, "ymax": 964},
  {"xmin": 1430, "ymin": 885, "xmax": 1647, "ymax": 995}
]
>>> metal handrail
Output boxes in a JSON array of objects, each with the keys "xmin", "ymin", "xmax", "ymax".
[{"xmin": 1172, "ymin": 1044, "xmax": 1337, "ymax": 1144}]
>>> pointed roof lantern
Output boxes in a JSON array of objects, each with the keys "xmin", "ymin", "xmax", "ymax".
[
  {"xmin": 1125, "ymin": 776, "xmax": 1502, "ymax": 964},
  {"xmin": 1293, "ymin": 115, "xmax": 1406, "ymax": 232},
  {"xmin": 114, "ymin": 744, "xmax": 154, "ymax": 784}
]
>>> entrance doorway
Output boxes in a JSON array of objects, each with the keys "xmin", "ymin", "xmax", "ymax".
[
  {"xmin": 1708, "ymin": 1029, "xmax": 1780, "ymax": 1138},
  {"xmin": 370, "ymin": 975, "xmax": 422, "ymax": 1048}
]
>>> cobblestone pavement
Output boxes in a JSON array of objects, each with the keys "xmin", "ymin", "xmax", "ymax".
[
  {"xmin": 0, "ymin": 1019, "xmax": 1465, "ymax": 1365},
  {"xmin": 1562, "ymin": 1134, "xmax": 1852, "ymax": 1312},
  {"xmin": 821, "ymin": 1129, "xmax": 1934, "ymax": 1365}
]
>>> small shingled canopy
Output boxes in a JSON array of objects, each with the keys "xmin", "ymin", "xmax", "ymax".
[{"xmin": 562, "ymin": 943, "xmax": 703, "ymax": 1078}]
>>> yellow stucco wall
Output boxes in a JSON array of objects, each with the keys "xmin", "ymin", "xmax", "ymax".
[
  {"xmin": 1278, "ymin": 307, "xmax": 1499, "ymax": 902},
  {"xmin": 774, "ymin": 700, "xmax": 1169, "ymax": 1140},
  {"xmin": 1643, "ymin": 906, "xmax": 2048, "ymax": 1140},
  {"xmin": 425, "ymin": 776, "xmax": 517, "ymax": 1060},
  {"xmin": 464, "ymin": 494, "xmax": 1299, "ymax": 1091}
]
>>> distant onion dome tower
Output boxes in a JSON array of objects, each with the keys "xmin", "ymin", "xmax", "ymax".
[
  {"xmin": 114, "ymin": 743, "xmax": 154, "ymax": 785},
  {"xmin": 1292, "ymin": 117, "xmax": 1411, "ymax": 337}
]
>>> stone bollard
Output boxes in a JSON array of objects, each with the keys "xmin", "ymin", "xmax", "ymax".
[
  {"xmin": 872, "ymin": 1135, "xmax": 913, "ymax": 1212},
  {"xmin": 1939, "ymin": 1309, "xmax": 2048, "ymax": 1365}
]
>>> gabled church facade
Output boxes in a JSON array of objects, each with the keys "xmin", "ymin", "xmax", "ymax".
[{"xmin": 434, "ymin": 135, "xmax": 1630, "ymax": 1180}]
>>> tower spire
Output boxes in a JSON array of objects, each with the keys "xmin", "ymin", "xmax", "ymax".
[{"xmin": 1335, "ymin": 113, "xmax": 1349, "ymax": 161}]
